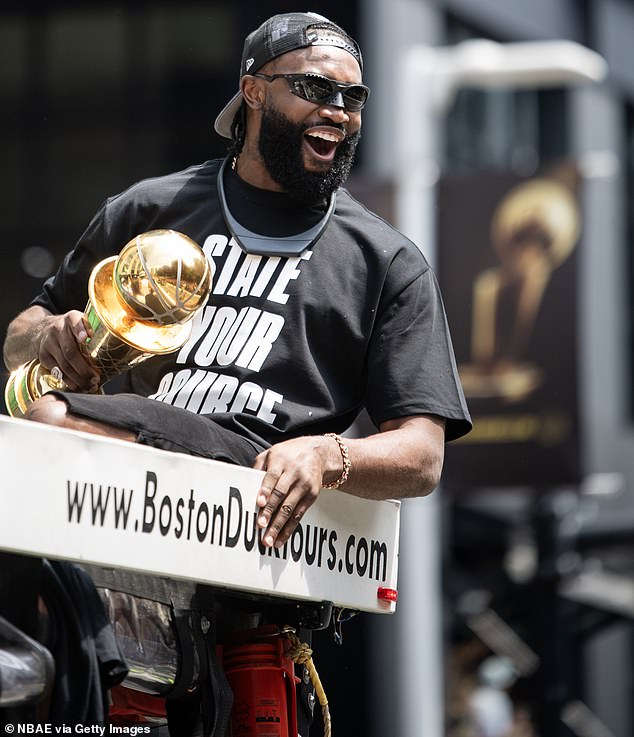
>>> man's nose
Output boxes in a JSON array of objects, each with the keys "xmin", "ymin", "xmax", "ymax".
[{"xmin": 318, "ymin": 98, "xmax": 350, "ymax": 123}]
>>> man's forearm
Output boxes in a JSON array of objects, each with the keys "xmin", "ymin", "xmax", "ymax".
[
  {"xmin": 342, "ymin": 415, "xmax": 446, "ymax": 500},
  {"xmin": 3, "ymin": 306, "xmax": 52, "ymax": 370}
]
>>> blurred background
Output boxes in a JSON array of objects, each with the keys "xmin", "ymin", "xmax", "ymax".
[{"xmin": 2, "ymin": 0, "xmax": 634, "ymax": 735}]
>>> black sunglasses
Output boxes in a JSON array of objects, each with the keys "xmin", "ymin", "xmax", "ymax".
[{"xmin": 252, "ymin": 72, "xmax": 370, "ymax": 112}]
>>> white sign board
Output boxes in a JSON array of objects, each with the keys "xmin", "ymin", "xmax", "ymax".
[{"xmin": 0, "ymin": 416, "xmax": 400, "ymax": 613}]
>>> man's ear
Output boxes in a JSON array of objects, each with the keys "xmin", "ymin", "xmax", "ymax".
[{"xmin": 241, "ymin": 77, "xmax": 264, "ymax": 110}]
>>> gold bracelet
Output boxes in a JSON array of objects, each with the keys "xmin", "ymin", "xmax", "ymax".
[{"xmin": 323, "ymin": 433, "xmax": 351, "ymax": 489}]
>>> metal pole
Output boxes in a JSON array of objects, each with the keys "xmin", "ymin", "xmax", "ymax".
[{"xmin": 392, "ymin": 45, "xmax": 445, "ymax": 737}]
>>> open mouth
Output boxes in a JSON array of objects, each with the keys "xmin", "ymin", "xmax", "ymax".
[{"xmin": 304, "ymin": 127, "xmax": 345, "ymax": 162}]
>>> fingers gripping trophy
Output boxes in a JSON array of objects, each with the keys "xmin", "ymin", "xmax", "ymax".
[{"xmin": 5, "ymin": 230, "xmax": 212, "ymax": 417}]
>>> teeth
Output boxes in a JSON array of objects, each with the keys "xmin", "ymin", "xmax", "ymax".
[{"xmin": 307, "ymin": 131, "xmax": 340, "ymax": 142}]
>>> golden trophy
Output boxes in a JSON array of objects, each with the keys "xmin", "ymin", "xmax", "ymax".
[{"xmin": 5, "ymin": 229, "xmax": 211, "ymax": 417}]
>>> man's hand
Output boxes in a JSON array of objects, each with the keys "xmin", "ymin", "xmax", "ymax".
[
  {"xmin": 252, "ymin": 415, "xmax": 446, "ymax": 548},
  {"xmin": 253, "ymin": 435, "xmax": 342, "ymax": 548},
  {"xmin": 4, "ymin": 306, "xmax": 101, "ymax": 392},
  {"xmin": 36, "ymin": 310, "xmax": 100, "ymax": 391}
]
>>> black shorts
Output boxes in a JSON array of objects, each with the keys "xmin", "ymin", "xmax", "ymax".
[{"xmin": 53, "ymin": 392, "xmax": 266, "ymax": 467}]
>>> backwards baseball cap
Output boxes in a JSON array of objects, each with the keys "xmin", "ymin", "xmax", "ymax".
[{"xmin": 214, "ymin": 12, "xmax": 363, "ymax": 140}]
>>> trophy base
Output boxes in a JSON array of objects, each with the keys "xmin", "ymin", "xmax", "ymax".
[{"xmin": 4, "ymin": 360, "xmax": 67, "ymax": 418}]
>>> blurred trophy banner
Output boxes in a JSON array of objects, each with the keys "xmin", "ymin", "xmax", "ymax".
[
  {"xmin": 457, "ymin": 177, "xmax": 580, "ymax": 403},
  {"xmin": 5, "ymin": 229, "xmax": 211, "ymax": 417},
  {"xmin": 437, "ymin": 164, "xmax": 582, "ymax": 488}
]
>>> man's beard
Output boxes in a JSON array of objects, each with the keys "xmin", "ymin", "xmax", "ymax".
[{"xmin": 258, "ymin": 103, "xmax": 360, "ymax": 205}]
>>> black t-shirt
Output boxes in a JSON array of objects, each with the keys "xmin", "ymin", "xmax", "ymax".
[{"xmin": 32, "ymin": 158, "xmax": 471, "ymax": 446}]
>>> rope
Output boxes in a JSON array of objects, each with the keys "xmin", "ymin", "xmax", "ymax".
[{"xmin": 284, "ymin": 628, "xmax": 332, "ymax": 737}]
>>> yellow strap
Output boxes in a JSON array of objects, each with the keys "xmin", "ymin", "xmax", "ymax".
[{"xmin": 285, "ymin": 629, "xmax": 332, "ymax": 737}]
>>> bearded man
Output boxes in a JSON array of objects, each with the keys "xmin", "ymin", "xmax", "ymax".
[{"xmin": 3, "ymin": 11, "xmax": 471, "ymax": 734}]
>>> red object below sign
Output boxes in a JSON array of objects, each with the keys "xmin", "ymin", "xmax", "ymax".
[{"xmin": 219, "ymin": 627, "xmax": 299, "ymax": 737}]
